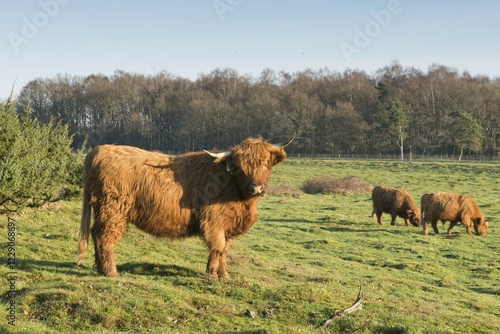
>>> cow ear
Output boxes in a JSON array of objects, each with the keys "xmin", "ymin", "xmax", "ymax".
[
  {"xmin": 225, "ymin": 157, "xmax": 239, "ymax": 175},
  {"xmin": 272, "ymin": 148, "xmax": 286, "ymax": 166}
]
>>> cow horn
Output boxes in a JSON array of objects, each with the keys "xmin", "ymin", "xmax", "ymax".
[
  {"xmin": 273, "ymin": 132, "xmax": 296, "ymax": 148},
  {"xmin": 203, "ymin": 150, "xmax": 232, "ymax": 159}
]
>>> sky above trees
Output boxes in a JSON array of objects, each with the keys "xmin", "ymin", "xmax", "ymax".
[{"xmin": 2, "ymin": 1, "xmax": 500, "ymax": 98}]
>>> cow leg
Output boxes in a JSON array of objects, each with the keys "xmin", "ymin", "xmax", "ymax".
[
  {"xmin": 422, "ymin": 220, "xmax": 429, "ymax": 235},
  {"xmin": 403, "ymin": 218, "xmax": 410, "ymax": 226},
  {"xmin": 376, "ymin": 212, "xmax": 383, "ymax": 225},
  {"xmin": 464, "ymin": 225, "xmax": 472, "ymax": 235},
  {"xmin": 390, "ymin": 214, "xmax": 397, "ymax": 225},
  {"xmin": 447, "ymin": 221, "xmax": 459, "ymax": 235},
  {"xmin": 205, "ymin": 231, "xmax": 229, "ymax": 279},
  {"xmin": 217, "ymin": 237, "xmax": 232, "ymax": 279},
  {"xmin": 431, "ymin": 220, "xmax": 439, "ymax": 234},
  {"xmin": 206, "ymin": 251, "xmax": 221, "ymax": 279},
  {"xmin": 461, "ymin": 218, "xmax": 473, "ymax": 235},
  {"xmin": 91, "ymin": 214, "xmax": 127, "ymax": 277}
]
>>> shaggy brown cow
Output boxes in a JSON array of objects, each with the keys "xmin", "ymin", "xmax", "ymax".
[
  {"xmin": 371, "ymin": 185, "xmax": 420, "ymax": 226},
  {"xmin": 420, "ymin": 192, "xmax": 488, "ymax": 236},
  {"xmin": 76, "ymin": 134, "xmax": 294, "ymax": 278}
]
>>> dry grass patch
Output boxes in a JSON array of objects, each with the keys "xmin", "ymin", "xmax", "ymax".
[
  {"xmin": 302, "ymin": 176, "xmax": 372, "ymax": 195},
  {"xmin": 267, "ymin": 183, "xmax": 302, "ymax": 197}
]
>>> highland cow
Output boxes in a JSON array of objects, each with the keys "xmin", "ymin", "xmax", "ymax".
[
  {"xmin": 420, "ymin": 192, "xmax": 488, "ymax": 236},
  {"xmin": 76, "ymin": 134, "xmax": 294, "ymax": 278},
  {"xmin": 371, "ymin": 185, "xmax": 420, "ymax": 226}
]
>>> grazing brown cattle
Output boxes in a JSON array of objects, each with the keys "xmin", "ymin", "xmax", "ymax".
[
  {"xmin": 76, "ymin": 134, "xmax": 294, "ymax": 278},
  {"xmin": 420, "ymin": 192, "xmax": 488, "ymax": 236},
  {"xmin": 371, "ymin": 185, "xmax": 420, "ymax": 226}
]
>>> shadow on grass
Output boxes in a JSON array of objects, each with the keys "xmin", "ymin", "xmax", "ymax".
[
  {"xmin": 118, "ymin": 262, "xmax": 199, "ymax": 278},
  {"xmin": 320, "ymin": 225, "xmax": 417, "ymax": 235},
  {"xmin": 223, "ymin": 331, "xmax": 268, "ymax": 334},
  {"xmin": 17, "ymin": 259, "xmax": 200, "ymax": 279},
  {"xmin": 468, "ymin": 286, "xmax": 500, "ymax": 295},
  {"xmin": 372, "ymin": 326, "xmax": 410, "ymax": 334},
  {"xmin": 261, "ymin": 218, "xmax": 319, "ymax": 224},
  {"xmin": 17, "ymin": 259, "xmax": 91, "ymax": 277},
  {"xmin": 262, "ymin": 218, "xmax": 419, "ymax": 235}
]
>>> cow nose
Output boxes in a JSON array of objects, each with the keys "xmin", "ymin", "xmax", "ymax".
[{"xmin": 249, "ymin": 184, "xmax": 266, "ymax": 196}]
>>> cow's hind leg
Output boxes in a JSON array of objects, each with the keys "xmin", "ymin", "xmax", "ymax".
[
  {"xmin": 431, "ymin": 220, "xmax": 440, "ymax": 234},
  {"xmin": 422, "ymin": 220, "xmax": 429, "ymax": 235},
  {"xmin": 390, "ymin": 214, "xmax": 397, "ymax": 225},
  {"xmin": 91, "ymin": 213, "xmax": 127, "ymax": 277},
  {"xmin": 375, "ymin": 211, "xmax": 384, "ymax": 225}
]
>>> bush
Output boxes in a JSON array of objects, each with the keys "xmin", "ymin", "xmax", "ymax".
[
  {"xmin": 0, "ymin": 97, "xmax": 84, "ymax": 211},
  {"xmin": 302, "ymin": 176, "xmax": 372, "ymax": 195}
]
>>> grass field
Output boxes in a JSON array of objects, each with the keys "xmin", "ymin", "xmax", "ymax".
[{"xmin": 1, "ymin": 158, "xmax": 499, "ymax": 333}]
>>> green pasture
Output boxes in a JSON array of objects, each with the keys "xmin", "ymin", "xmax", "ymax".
[{"xmin": 1, "ymin": 159, "xmax": 499, "ymax": 333}]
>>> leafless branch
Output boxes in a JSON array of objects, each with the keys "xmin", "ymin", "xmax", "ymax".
[{"xmin": 321, "ymin": 284, "xmax": 363, "ymax": 329}]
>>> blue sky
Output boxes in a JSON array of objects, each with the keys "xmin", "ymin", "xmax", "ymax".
[{"xmin": 2, "ymin": 0, "xmax": 500, "ymax": 98}]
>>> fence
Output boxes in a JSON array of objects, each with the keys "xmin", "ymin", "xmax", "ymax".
[{"xmin": 285, "ymin": 152, "xmax": 500, "ymax": 162}]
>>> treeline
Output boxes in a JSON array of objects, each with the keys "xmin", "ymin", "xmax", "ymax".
[{"xmin": 15, "ymin": 62, "xmax": 500, "ymax": 158}]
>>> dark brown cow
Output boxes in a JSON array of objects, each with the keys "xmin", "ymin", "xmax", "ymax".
[
  {"xmin": 77, "ymin": 135, "xmax": 294, "ymax": 278},
  {"xmin": 371, "ymin": 185, "xmax": 420, "ymax": 226},
  {"xmin": 420, "ymin": 192, "xmax": 488, "ymax": 236}
]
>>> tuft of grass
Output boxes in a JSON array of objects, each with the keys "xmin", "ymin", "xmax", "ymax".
[{"xmin": 1, "ymin": 158, "xmax": 499, "ymax": 333}]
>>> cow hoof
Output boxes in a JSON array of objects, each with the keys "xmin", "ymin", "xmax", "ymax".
[
  {"xmin": 206, "ymin": 271, "xmax": 219, "ymax": 279},
  {"xmin": 103, "ymin": 271, "xmax": 119, "ymax": 278},
  {"xmin": 219, "ymin": 272, "xmax": 230, "ymax": 279}
]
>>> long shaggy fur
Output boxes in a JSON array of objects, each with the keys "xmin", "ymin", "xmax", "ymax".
[
  {"xmin": 76, "ymin": 137, "xmax": 287, "ymax": 278},
  {"xmin": 420, "ymin": 192, "xmax": 488, "ymax": 236},
  {"xmin": 371, "ymin": 185, "xmax": 420, "ymax": 226}
]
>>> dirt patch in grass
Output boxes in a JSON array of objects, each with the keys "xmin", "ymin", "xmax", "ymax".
[{"xmin": 302, "ymin": 176, "xmax": 372, "ymax": 195}]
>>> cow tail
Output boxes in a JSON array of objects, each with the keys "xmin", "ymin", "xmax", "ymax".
[{"xmin": 76, "ymin": 174, "xmax": 91, "ymax": 266}]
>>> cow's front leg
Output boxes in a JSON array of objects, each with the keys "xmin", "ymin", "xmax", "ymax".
[
  {"xmin": 217, "ymin": 238, "xmax": 232, "ymax": 279},
  {"xmin": 447, "ymin": 221, "xmax": 459, "ymax": 234},
  {"xmin": 205, "ymin": 230, "xmax": 229, "ymax": 279},
  {"xmin": 206, "ymin": 251, "xmax": 221, "ymax": 279},
  {"xmin": 460, "ymin": 218, "xmax": 473, "ymax": 235}
]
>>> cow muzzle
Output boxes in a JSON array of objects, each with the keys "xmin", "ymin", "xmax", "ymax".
[{"xmin": 249, "ymin": 184, "xmax": 266, "ymax": 196}]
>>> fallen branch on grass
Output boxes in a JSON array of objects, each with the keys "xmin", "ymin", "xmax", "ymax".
[{"xmin": 321, "ymin": 284, "xmax": 363, "ymax": 329}]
